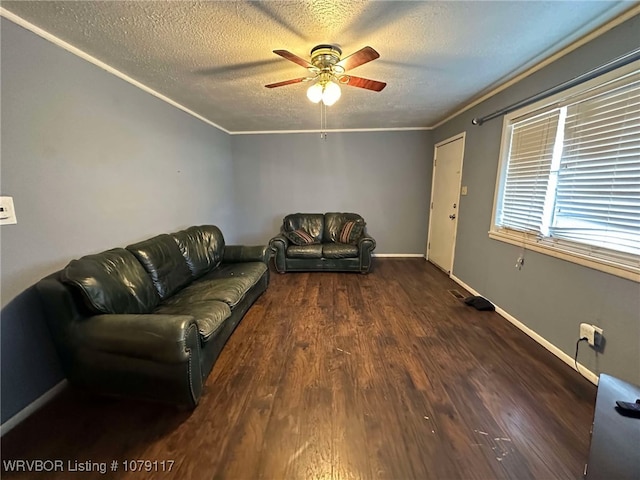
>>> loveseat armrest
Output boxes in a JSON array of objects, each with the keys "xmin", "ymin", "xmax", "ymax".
[
  {"xmin": 223, "ymin": 245, "xmax": 270, "ymax": 264},
  {"xmin": 75, "ymin": 314, "xmax": 198, "ymax": 364},
  {"xmin": 358, "ymin": 234, "xmax": 376, "ymax": 273},
  {"xmin": 268, "ymin": 234, "xmax": 289, "ymax": 273},
  {"xmin": 359, "ymin": 234, "xmax": 376, "ymax": 251}
]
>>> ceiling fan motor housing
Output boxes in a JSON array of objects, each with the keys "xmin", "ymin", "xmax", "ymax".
[{"xmin": 310, "ymin": 44, "xmax": 342, "ymax": 71}]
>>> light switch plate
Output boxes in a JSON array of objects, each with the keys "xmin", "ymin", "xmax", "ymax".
[
  {"xmin": 461, "ymin": 186, "xmax": 468, "ymax": 196},
  {"xmin": 0, "ymin": 196, "xmax": 18, "ymax": 225}
]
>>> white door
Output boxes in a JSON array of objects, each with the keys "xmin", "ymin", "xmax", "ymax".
[{"xmin": 427, "ymin": 134, "xmax": 465, "ymax": 274}]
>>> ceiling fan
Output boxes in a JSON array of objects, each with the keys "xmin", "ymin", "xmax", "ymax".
[{"xmin": 265, "ymin": 45, "xmax": 387, "ymax": 105}]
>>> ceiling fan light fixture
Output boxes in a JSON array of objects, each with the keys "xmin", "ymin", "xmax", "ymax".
[
  {"xmin": 306, "ymin": 79, "xmax": 341, "ymax": 106},
  {"xmin": 321, "ymin": 80, "xmax": 341, "ymax": 106},
  {"xmin": 306, "ymin": 82, "xmax": 324, "ymax": 103}
]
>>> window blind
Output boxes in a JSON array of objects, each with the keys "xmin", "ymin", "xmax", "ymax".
[
  {"xmin": 498, "ymin": 110, "xmax": 560, "ymax": 232},
  {"xmin": 551, "ymin": 74, "xmax": 640, "ymax": 257},
  {"xmin": 492, "ymin": 63, "xmax": 640, "ymax": 278}
]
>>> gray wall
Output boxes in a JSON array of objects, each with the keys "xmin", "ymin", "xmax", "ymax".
[
  {"xmin": 0, "ymin": 18, "xmax": 433, "ymax": 426},
  {"xmin": 5, "ymin": 7, "xmax": 636, "ymax": 429},
  {"xmin": 230, "ymin": 131, "xmax": 433, "ymax": 253},
  {"xmin": 433, "ymin": 15, "xmax": 640, "ymax": 385},
  {"xmin": 0, "ymin": 19, "xmax": 236, "ymax": 423}
]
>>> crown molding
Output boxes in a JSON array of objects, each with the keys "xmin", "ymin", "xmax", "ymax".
[
  {"xmin": 431, "ymin": 4, "xmax": 640, "ymax": 130},
  {"xmin": 4, "ymin": 4, "xmax": 638, "ymax": 135},
  {"xmin": 0, "ymin": 8, "xmax": 231, "ymax": 134},
  {"xmin": 230, "ymin": 126, "xmax": 432, "ymax": 135},
  {"xmin": 1, "ymin": 9, "xmax": 429, "ymax": 136}
]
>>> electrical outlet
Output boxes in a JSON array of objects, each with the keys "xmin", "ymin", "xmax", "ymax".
[
  {"xmin": 593, "ymin": 325, "xmax": 603, "ymax": 347},
  {"xmin": 580, "ymin": 323, "xmax": 604, "ymax": 347}
]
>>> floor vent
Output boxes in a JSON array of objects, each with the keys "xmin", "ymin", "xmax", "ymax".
[{"xmin": 448, "ymin": 289, "xmax": 465, "ymax": 300}]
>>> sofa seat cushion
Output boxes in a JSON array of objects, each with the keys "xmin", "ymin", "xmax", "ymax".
[
  {"xmin": 154, "ymin": 300, "xmax": 231, "ymax": 341},
  {"xmin": 322, "ymin": 243, "xmax": 359, "ymax": 259},
  {"xmin": 205, "ymin": 262, "xmax": 268, "ymax": 282},
  {"xmin": 162, "ymin": 262, "xmax": 267, "ymax": 309},
  {"xmin": 171, "ymin": 225, "xmax": 225, "ymax": 279},
  {"xmin": 287, "ymin": 244, "xmax": 323, "ymax": 259},
  {"xmin": 62, "ymin": 248, "xmax": 160, "ymax": 315},
  {"xmin": 127, "ymin": 234, "xmax": 192, "ymax": 300}
]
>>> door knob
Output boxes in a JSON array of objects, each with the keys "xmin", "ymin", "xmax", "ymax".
[{"xmin": 449, "ymin": 214, "xmax": 456, "ymax": 219}]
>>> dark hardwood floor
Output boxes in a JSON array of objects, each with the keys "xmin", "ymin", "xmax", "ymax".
[{"xmin": 1, "ymin": 259, "xmax": 596, "ymax": 479}]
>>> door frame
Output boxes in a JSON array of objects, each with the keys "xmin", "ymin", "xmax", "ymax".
[{"xmin": 426, "ymin": 132, "xmax": 466, "ymax": 274}]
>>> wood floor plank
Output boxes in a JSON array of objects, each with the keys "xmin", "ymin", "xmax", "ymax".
[{"xmin": 1, "ymin": 259, "xmax": 597, "ymax": 480}]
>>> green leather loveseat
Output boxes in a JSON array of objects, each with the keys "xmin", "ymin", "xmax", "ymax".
[
  {"xmin": 36, "ymin": 225, "xmax": 269, "ymax": 408},
  {"xmin": 269, "ymin": 212, "xmax": 376, "ymax": 273}
]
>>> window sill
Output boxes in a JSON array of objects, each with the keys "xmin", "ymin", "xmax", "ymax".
[{"xmin": 488, "ymin": 230, "xmax": 640, "ymax": 283}]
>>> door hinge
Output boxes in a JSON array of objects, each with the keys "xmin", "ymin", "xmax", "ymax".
[
  {"xmin": 430, "ymin": 202, "xmax": 433, "ymax": 209},
  {"xmin": 428, "ymin": 242, "xmax": 430, "ymax": 250},
  {"xmin": 434, "ymin": 158, "xmax": 437, "ymax": 166}
]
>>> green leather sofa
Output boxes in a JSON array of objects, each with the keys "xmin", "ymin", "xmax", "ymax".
[
  {"xmin": 35, "ymin": 225, "xmax": 269, "ymax": 408},
  {"xmin": 269, "ymin": 212, "xmax": 376, "ymax": 273}
]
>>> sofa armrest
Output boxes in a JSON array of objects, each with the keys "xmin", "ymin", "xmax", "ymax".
[
  {"xmin": 269, "ymin": 234, "xmax": 289, "ymax": 249},
  {"xmin": 74, "ymin": 314, "xmax": 198, "ymax": 364},
  {"xmin": 358, "ymin": 234, "xmax": 376, "ymax": 252},
  {"xmin": 222, "ymin": 245, "xmax": 270, "ymax": 264},
  {"xmin": 358, "ymin": 234, "xmax": 376, "ymax": 273},
  {"xmin": 269, "ymin": 234, "xmax": 289, "ymax": 272}
]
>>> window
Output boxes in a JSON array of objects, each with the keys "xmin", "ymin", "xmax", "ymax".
[{"xmin": 491, "ymin": 61, "xmax": 640, "ymax": 282}]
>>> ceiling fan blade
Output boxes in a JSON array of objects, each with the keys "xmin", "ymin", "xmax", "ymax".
[
  {"xmin": 337, "ymin": 46, "xmax": 380, "ymax": 71},
  {"xmin": 273, "ymin": 50, "xmax": 313, "ymax": 69},
  {"xmin": 265, "ymin": 77, "xmax": 307, "ymax": 88},
  {"xmin": 340, "ymin": 75, "xmax": 387, "ymax": 92}
]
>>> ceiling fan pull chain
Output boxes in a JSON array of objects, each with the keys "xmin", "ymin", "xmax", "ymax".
[
  {"xmin": 324, "ymin": 103, "xmax": 329, "ymax": 140},
  {"xmin": 320, "ymin": 102, "xmax": 327, "ymax": 140}
]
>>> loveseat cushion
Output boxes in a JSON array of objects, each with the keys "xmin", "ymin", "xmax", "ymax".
[
  {"xmin": 172, "ymin": 225, "xmax": 225, "ymax": 279},
  {"xmin": 282, "ymin": 213, "xmax": 324, "ymax": 243},
  {"xmin": 162, "ymin": 262, "xmax": 267, "ymax": 309},
  {"xmin": 127, "ymin": 234, "xmax": 192, "ymax": 300},
  {"xmin": 287, "ymin": 244, "xmax": 323, "ymax": 258},
  {"xmin": 338, "ymin": 220, "xmax": 365, "ymax": 244},
  {"xmin": 284, "ymin": 229, "xmax": 317, "ymax": 245},
  {"xmin": 154, "ymin": 300, "xmax": 231, "ymax": 342},
  {"xmin": 62, "ymin": 248, "xmax": 159, "ymax": 314},
  {"xmin": 322, "ymin": 243, "xmax": 359, "ymax": 259},
  {"xmin": 324, "ymin": 213, "xmax": 366, "ymax": 243}
]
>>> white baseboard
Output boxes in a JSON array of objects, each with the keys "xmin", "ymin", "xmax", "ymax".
[
  {"xmin": 373, "ymin": 254, "xmax": 425, "ymax": 258},
  {"xmin": 450, "ymin": 274, "xmax": 599, "ymax": 386},
  {"xmin": 0, "ymin": 380, "xmax": 68, "ymax": 437}
]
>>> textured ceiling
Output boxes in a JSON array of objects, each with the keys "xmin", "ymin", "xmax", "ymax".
[{"xmin": 1, "ymin": 1, "xmax": 636, "ymax": 132}]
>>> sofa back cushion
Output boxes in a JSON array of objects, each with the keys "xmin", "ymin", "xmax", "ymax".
[
  {"xmin": 282, "ymin": 213, "xmax": 325, "ymax": 244},
  {"xmin": 127, "ymin": 234, "xmax": 192, "ymax": 300},
  {"xmin": 324, "ymin": 212, "xmax": 366, "ymax": 243},
  {"xmin": 61, "ymin": 248, "xmax": 159, "ymax": 314},
  {"xmin": 171, "ymin": 225, "xmax": 225, "ymax": 279}
]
